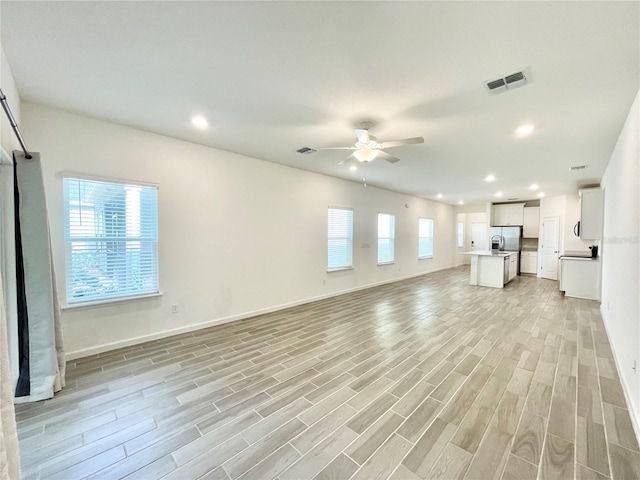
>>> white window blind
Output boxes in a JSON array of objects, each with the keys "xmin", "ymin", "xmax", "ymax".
[
  {"xmin": 419, "ymin": 218, "xmax": 434, "ymax": 258},
  {"xmin": 457, "ymin": 221, "xmax": 464, "ymax": 248},
  {"xmin": 63, "ymin": 177, "xmax": 159, "ymax": 304},
  {"xmin": 377, "ymin": 213, "xmax": 395, "ymax": 264},
  {"xmin": 328, "ymin": 207, "xmax": 353, "ymax": 270}
]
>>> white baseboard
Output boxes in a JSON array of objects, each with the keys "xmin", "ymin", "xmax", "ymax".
[
  {"xmin": 66, "ymin": 264, "xmax": 456, "ymax": 360},
  {"xmin": 599, "ymin": 303, "xmax": 640, "ymax": 444}
]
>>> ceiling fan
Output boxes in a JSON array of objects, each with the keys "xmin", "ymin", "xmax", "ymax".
[{"xmin": 312, "ymin": 121, "xmax": 424, "ymax": 165}]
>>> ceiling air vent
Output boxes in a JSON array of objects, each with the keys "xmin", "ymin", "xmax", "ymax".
[
  {"xmin": 484, "ymin": 68, "xmax": 530, "ymax": 95},
  {"xmin": 505, "ymin": 71, "xmax": 526, "ymax": 87},
  {"xmin": 569, "ymin": 165, "xmax": 589, "ymax": 171},
  {"xmin": 486, "ymin": 78, "xmax": 507, "ymax": 93},
  {"xmin": 296, "ymin": 147, "xmax": 316, "ymax": 154}
]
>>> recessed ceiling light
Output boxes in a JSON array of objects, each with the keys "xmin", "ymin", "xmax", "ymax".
[
  {"xmin": 515, "ymin": 124, "xmax": 534, "ymax": 137},
  {"xmin": 495, "ymin": 191, "xmax": 503, "ymax": 197},
  {"xmin": 437, "ymin": 193, "xmax": 443, "ymax": 199},
  {"xmin": 458, "ymin": 200, "xmax": 464, "ymax": 205},
  {"xmin": 349, "ymin": 165, "xmax": 357, "ymax": 171},
  {"xmin": 485, "ymin": 175, "xmax": 495, "ymax": 183},
  {"xmin": 529, "ymin": 183, "xmax": 539, "ymax": 191},
  {"xmin": 191, "ymin": 115, "xmax": 209, "ymax": 129},
  {"xmin": 537, "ymin": 192, "xmax": 545, "ymax": 198}
]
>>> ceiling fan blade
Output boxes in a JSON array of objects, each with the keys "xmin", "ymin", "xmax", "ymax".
[
  {"xmin": 380, "ymin": 137, "xmax": 424, "ymax": 149},
  {"xmin": 377, "ymin": 151, "xmax": 400, "ymax": 163},
  {"xmin": 314, "ymin": 146, "xmax": 357, "ymax": 150},
  {"xmin": 355, "ymin": 128, "xmax": 370, "ymax": 144},
  {"xmin": 337, "ymin": 153, "xmax": 356, "ymax": 166}
]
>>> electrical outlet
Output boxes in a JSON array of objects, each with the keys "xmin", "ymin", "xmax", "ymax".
[
  {"xmin": 171, "ymin": 304, "xmax": 179, "ymax": 314},
  {"xmin": 322, "ymin": 280, "xmax": 326, "ymax": 286}
]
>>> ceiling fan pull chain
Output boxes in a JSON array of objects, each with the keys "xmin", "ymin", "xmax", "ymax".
[{"xmin": 363, "ymin": 163, "xmax": 367, "ymax": 187}]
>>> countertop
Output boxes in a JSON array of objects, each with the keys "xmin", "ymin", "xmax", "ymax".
[
  {"xmin": 461, "ymin": 250, "xmax": 518, "ymax": 257},
  {"xmin": 560, "ymin": 250, "xmax": 599, "ymax": 261},
  {"xmin": 560, "ymin": 255, "xmax": 600, "ymax": 262}
]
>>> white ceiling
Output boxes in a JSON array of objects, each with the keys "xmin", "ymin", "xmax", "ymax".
[{"xmin": 2, "ymin": 1, "xmax": 638, "ymax": 204}]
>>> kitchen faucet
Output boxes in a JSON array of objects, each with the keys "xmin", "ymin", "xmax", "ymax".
[{"xmin": 491, "ymin": 235, "xmax": 504, "ymax": 251}]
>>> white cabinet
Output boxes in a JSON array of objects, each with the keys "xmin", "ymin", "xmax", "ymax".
[
  {"xmin": 579, "ymin": 188, "xmax": 604, "ymax": 240},
  {"xmin": 492, "ymin": 203, "xmax": 525, "ymax": 226},
  {"xmin": 523, "ymin": 207, "xmax": 540, "ymax": 238},
  {"xmin": 508, "ymin": 254, "xmax": 518, "ymax": 281},
  {"xmin": 492, "ymin": 205, "xmax": 509, "ymax": 226},
  {"xmin": 521, "ymin": 251, "xmax": 538, "ymax": 274},
  {"xmin": 559, "ymin": 257, "xmax": 601, "ymax": 300}
]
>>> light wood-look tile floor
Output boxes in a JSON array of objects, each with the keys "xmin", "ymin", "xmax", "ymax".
[{"xmin": 15, "ymin": 267, "xmax": 640, "ymax": 480}]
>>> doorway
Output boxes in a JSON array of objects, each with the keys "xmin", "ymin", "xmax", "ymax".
[{"xmin": 541, "ymin": 216, "xmax": 560, "ymax": 280}]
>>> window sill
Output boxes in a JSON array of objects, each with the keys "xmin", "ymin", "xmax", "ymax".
[
  {"xmin": 327, "ymin": 266, "xmax": 353, "ymax": 273},
  {"xmin": 377, "ymin": 261, "xmax": 395, "ymax": 266},
  {"xmin": 62, "ymin": 291, "xmax": 163, "ymax": 310},
  {"xmin": 419, "ymin": 256, "xmax": 434, "ymax": 260}
]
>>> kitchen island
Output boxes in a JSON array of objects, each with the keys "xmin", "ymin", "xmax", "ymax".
[{"xmin": 462, "ymin": 251, "xmax": 518, "ymax": 288}]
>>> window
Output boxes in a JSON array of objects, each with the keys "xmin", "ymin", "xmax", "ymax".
[
  {"xmin": 457, "ymin": 221, "xmax": 464, "ymax": 248},
  {"xmin": 63, "ymin": 177, "xmax": 159, "ymax": 304},
  {"xmin": 377, "ymin": 213, "xmax": 395, "ymax": 264},
  {"xmin": 328, "ymin": 207, "xmax": 353, "ymax": 270},
  {"xmin": 418, "ymin": 218, "xmax": 434, "ymax": 258}
]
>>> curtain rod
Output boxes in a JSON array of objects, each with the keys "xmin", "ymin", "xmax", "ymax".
[{"xmin": 0, "ymin": 86, "xmax": 32, "ymax": 159}]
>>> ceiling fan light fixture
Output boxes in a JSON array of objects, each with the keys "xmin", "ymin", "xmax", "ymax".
[
  {"xmin": 191, "ymin": 115, "xmax": 209, "ymax": 129},
  {"xmin": 353, "ymin": 148, "xmax": 379, "ymax": 163},
  {"xmin": 515, "ymin": 124, "xmax": 535, "ymax": 137}
]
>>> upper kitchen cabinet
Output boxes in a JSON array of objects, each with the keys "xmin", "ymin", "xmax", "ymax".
[
  {"xmin": 579, "ymin": 187, "xmax": 604, "ymax": 240},
  {"xmin": 523, "ymin": 206, "xmax": 540, "ymax": 238},
  {"xmin": 492, "ymin": 203, "xmax": 525, "ymax": 226}
]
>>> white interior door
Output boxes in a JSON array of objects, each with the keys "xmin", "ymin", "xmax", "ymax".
[
  {"xmin": 471, "ymin": 223, "xmax": 487, "ymax": 251},
  {"xmin": 541, "ymin": 216, "xmax": 560, "ymax": 280}
]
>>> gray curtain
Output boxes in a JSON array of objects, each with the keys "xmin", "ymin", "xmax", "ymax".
[{"xmin": 12, "ymin": 151, "xmax": 65, "ymax": 403}]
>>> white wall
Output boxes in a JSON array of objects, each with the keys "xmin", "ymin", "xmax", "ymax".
[
  {"xmin": 1, "ymin": 47, "xmax": 20, "ymax": 155},
  {"xmin": 21, "ymin": 103, "xmax": 456, "ymax": 358},
  {"xmin": 600, "ymin": 90, "xmax": 640, "ymax": 431},
  {"xmin": 0, "ymin": 46, "xmax": 20, "ymax": 384}
]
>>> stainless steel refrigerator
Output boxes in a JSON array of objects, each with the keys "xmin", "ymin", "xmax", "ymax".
[{"xmin": 489, "ymin": 226, "xmax": 523, "ymax": 274}]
